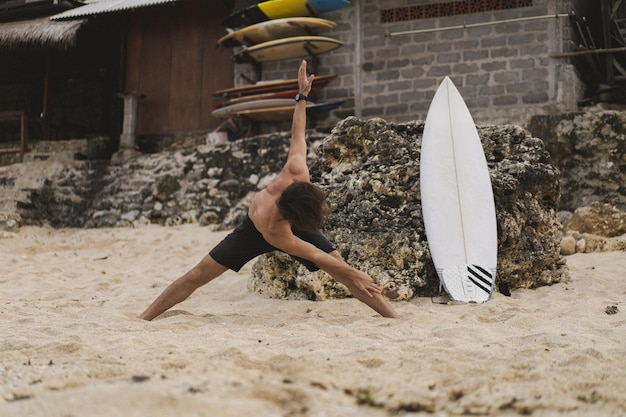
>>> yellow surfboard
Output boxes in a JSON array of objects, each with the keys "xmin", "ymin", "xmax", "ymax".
[
  {"xmin": 233, "ymin": 36, "xmax": 342, "ymax": 63},
  {"xmin": 223, "ymin": 0, "xmax": 350, "ymax": 28},
  {"xmin": 224, "ymin": 0, "xmax": 316, "ymax": 28},
  {"xmin": 218, "ymin": 17, "xmax": 336, "ymax": 48},
  {"xmin": 258, "ymin": 0, "xmax": 311, "ymax": 19}
]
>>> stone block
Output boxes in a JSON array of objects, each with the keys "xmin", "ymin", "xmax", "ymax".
[
  {"xmin": 506, "ymin": 82, "xmax": 532, "ymax": 94},
  {"xmin": 361, "ymin": 107, "xmax": 384, "ymax": 118},
  {"xmin": 479, "ymin": 85, "xmax": 505, "ymax": 96},
  {"xmin": 384, "ymin": 103, "xmax": 409, "ymax": 117},
  {"xmin": 400, "ymin": 67, "xmax": 425, "ymax": 79},
  {"xmin": 491, "ymin": 47, "xmax": 518, "ymax": 59},
  {"xmin": 362, "ymin": 61, "xmax": 385, "ymax": 72},
  {"xmin": 463, "ymin": 49, "xmax": 489, "ymax": 61},
  {"xmin": 520, "ymin": 44, "xmax": 549, "ymax": 56},
  {"xmin": 452, "ymin": 63, "xmax": 479, "ymax": 74},
  {"xmin": 401, "ymin": 43, "xmax": 427, "ymax": 56},
  {"xmin": 409, "ymin": 101, "xmax": 431, "ymax": 113},
  {"xmin": 508, "ymin": 33, "xmax": 535, "ymax": 46},
  {"xmin": 363, "ymin": 84, "xmax": 385, "ymax": 95},
  {"xmin": 376, "ymin": 47, "xmax": 400, "ymax": 59},
  {"xmin": 464, "ymin": 96, "xmax": 490, "ymax": 109},
  {"xmin": 524, "ymin": 19, "xmax": 549, "ymax": 31},
  {"xmin": 377, "ymin": 70, "xmax": 401, "ymax": 82},
  {"xmin": 427, "ymin": 42, "xmax": 453, "ymax": 53},
  {"xmin": 481, "ymin": 36, "xmax": 507, "ymax": 48},
  {"xmin": 375, "ymin": 94, "xmax": 399, "ymax": 106},
  {"xmin": 493, "ymin": 95, "xmax": 518, "ymax": 105},
  {"xmin": 509, "ymin": 58, "xmax": 536, "ymax": 69},
  {"xmin": 413, "ymin": 78, "xmax": 438, "ymax": 90},
  {"xmin": 481, "ymin": 61, "xmax": 507, "ymax": 72},
  {"xmin": 388, "ymin": 80, "xmax": 413, "ymax": 92},
  {"xmin": 455, "ymin": 39, "xmax": 480, "ymax": 50},
  {"xmin": 494, "ymin": 71, "xmax": 520, "ymax": 83},
  {"xmin": 438, "ymin": 28, "xmax": 466, "ymax": 40},
  {"xmin": 426, "ymin": 65, "xmax": 452, "ymax": 77},
  {"xmin": 387, "ymin": 58, "xmax": 411, "ymax": 70},
  {"xmin": 522, "ymin": 92, "xmax": 549, "ymax": 104},
  {"xmin": 465, "ymin": 26, "xmax": 493, "ymax": 38},
  {"xmin": 494, "ymin": 22, "xmax": 522, "ymax": 34},
  {"xmin": 522, "ymin": 67, "xmax": 550, "ymax": 81},
  {"xmin": 437, "ymin": 52, "xmax": 461, "ymax": 64},
  {"xmin": 409, "ymin": 33, "xmax": 437, "ymax": 43}
]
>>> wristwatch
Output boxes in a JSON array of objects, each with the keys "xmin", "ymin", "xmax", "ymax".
[{"xmin": 295, "ymin": 93, "xmax": 308, "ymax": 102}]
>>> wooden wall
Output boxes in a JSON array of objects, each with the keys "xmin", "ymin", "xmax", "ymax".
[{"xmin": 124, "ymin": 0, "xmax": 233, "ymax": 134}]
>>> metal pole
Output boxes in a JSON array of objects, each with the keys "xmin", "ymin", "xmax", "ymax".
[
  {"xmin": 601, "ymin": 0, "xmax": 614, "ymax": 83},
  {"xmin": 388, "ymin": 13, "xmax": 571, "ymax": 37}
]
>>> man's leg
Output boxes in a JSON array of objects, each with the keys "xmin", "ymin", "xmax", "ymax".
[{"xmin": 139, "ymin": 255, "xmax": 228, "ymax": 321}]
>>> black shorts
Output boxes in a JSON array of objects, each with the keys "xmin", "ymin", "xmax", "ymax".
[{"xmin": 209, "ymin": 215, "xmax": 335, "ymax": 272}]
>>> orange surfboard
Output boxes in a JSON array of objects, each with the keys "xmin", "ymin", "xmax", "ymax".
[{"xmin": 213, "ymin": 74, "xmax": 338, "ymax": 98}]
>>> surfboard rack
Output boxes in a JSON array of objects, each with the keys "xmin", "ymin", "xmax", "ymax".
[
  {"xmin": 303, "ymin": 44, "xmax": 320, "ymax": 73},
  {"xmin": 234, "ymin": 46, "xmax": 321, "ymax": 74},
  {"xmin": 218, "ymin": 0, "xmax": 350, "ymax": 125},
  {"xmin": 305, "ymin": 3, "xmax": 318, "ymax": 17}
]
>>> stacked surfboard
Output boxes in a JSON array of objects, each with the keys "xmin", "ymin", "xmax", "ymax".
[{"xmin": 212, "ymin": 0, "xmax": 350, "ymax": 121}]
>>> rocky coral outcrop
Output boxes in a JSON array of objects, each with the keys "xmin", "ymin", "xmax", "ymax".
[
  {"xmin": 249, "ymin": 117, "xmax": 567, "ymax": 301},
  {"xmin": 564, "ymin": 202, "xmax": 626, "ymax": 237},
  {"xmin": 0, "ymin": 132, "xmax": 326, "ymax": 230},
  {"xmin": 558, "ymin": 202, "xmax": 626, "ymax": 255},
  {"xmin": 528, "ymin": 109, "xmax": 626, "ymax": 211},
  {"xmin": 2, "ymin": 111, "xmax": 625, "ymax": 302}
]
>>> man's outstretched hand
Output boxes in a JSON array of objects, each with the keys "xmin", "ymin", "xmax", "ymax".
[
  {"xmin": 351, "ymin": 270, "xmax": 383, "ymax": 298},
  {"xmin": 298, "ymin": 60, "xmax": 315, "ymax": 97}
]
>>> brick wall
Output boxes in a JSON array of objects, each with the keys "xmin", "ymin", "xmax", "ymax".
[{"xmin": 231, "ymin": 0, "xmax": 582, "ymax": 130}]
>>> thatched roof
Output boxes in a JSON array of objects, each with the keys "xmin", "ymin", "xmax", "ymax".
[
  {"xmin": 52, "ymin": 0, "xmax": 180, "ymax": 20},
  {"xmin": 0, "ymin": 17, "xmax": 85, "ymax": 49}
]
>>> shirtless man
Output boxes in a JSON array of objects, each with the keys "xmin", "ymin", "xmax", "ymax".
[{"xmin": 139, "ymin": 60, "xmax": 399, "ymax": 321}]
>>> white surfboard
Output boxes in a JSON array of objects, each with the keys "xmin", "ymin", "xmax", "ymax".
[
  {"xmin": 211, "ymin": 98, "xmax": 294, "ymax": 119},
  {"xmin": 232, "ymin": 36, "xmax": 342, "ymax": 63},
  {"xmin": 420, "ymin": 77, "xmax": 497, "ymax": 303}
]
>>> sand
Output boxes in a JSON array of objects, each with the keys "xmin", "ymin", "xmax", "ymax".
[{"xmin": 1, "ymin": 224, "xmax": 625, "ymax": 416}]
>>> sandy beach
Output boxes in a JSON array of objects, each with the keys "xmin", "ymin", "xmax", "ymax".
[{"xmin": 1, "ymin": 224, "xmax": 624, "ymax": 416}]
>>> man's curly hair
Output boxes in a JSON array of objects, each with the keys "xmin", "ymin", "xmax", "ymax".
[{"xmin": 277, "ymin": 182, "xmax": 330, "ymax": 231}]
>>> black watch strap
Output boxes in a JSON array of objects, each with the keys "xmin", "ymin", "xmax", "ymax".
[{"xmin": 295, "ymin": 93, "xmax": 308, "ymax": 102}]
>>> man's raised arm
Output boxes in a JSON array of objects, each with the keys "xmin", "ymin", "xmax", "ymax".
[{"xmin": 284, "ymin": 60, "xmax": 315, "ymax": 177}]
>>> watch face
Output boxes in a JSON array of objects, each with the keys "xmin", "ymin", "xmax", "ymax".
[{"xmin": 295, "ymin": 93, "xmax": 307, "ymax": 102}]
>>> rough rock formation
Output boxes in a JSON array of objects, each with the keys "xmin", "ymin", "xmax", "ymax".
[
  {"xmin": 528, "ymin": 109, "xmax": 626, "ymax": 211},
  {"xmin": 0, "ymin": 132, "xmax": 325, "ymax": 230},
  {"xmin": 559, "ymin": 202, "xmax": 626, "ymax": 255},
  {"xmin": 3, "ymin": 111, "xmax": 625, "ymax": 301},
  {"xmin": 564, "ymin": 202, "xmax": 626, "ymax": 237},
  {"xmin": 249, "ymin": 117, "xmax": 567, "ymax": 301}
]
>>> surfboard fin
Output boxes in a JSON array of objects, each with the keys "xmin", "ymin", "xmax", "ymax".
[{"xmin": 437, "ymin": 264, "xmax": 495, "ymax": 303}]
